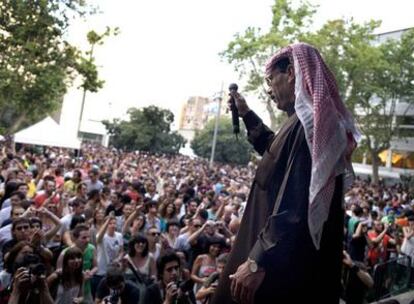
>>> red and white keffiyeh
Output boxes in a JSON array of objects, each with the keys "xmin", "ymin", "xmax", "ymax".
[{"xmin": 265, "ymin": 43, "xmax": 360, "ymax": 249}]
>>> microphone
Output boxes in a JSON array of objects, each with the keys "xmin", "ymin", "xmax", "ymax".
[{"xmin": 228, "ymin": 83, "xmax": 240, "ymax": 136}]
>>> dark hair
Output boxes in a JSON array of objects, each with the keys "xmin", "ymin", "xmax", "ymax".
[
  {"xmin": 199, "ymin": 209, "xmax": 209, "ymax": 221},
  {"xmin": 166, "ymin": 220, "xmax": 180, "ymax": 232},
  {"xmin": 12, "ymin": 217, "xmax": 30, "ymax": 232},
  {"xmin": 157, "ymin": 250, "xmax": 181, "ymax": 280},
  {"xmin": 5, "ymin": 241, "xmax": 32, "ymax": 273},
  {"xmin": 72, "ymin": 223, "xmax": 89, "ymax": 239},
  {"xmin": 10, "ymin": 191, "xmax": 26, "ymax": 201},
  {"xmin": 87, "ymin": 189, "xmax": 100, "ymax": 200},
  {"xmin": 106, "ymin": 264, "xmax": 125, "ymax": 288},
  {"xmin": 0, "ymin": 181, "xmax": 18, "ymax": 208},
  {"xmin": 71, "ymin": 197, "xmax": 86, "ymax": 207},
  {"xmin": 62, "ymin": 247, "xmax": 83, "ymax": 287},
  {"xmin": 269, "ymin": 57, "xmax": 290, "ymax": 73},
  {"xmin": 128, "ymin": 234, "xmax": 149, "ymax": 258},
  {"xmin": 217, "ymin": 253, "xmax": 228, "ymax": 264},
  {"xmin": 160, "ymin": 202, "xmax": 176, "ymax": 219},
  {"xmin": 29, "ymin": 217, "xmax": 43, "ymax": 229},
  {"xmin": 70, "ymin": 215, "xmax": 86, "ymax": 230},
  {"xmin": 206, "ymin": 236, "xmax": 225, "ymax": 249},
  {"xmin": 135, "ymin": 212, "xmax": 147, "ymax": 232},
  {"xmin": 353, "ymin": 205, "xmax": 363, "ymax": 217},
  {"xmin": 121, "ymin": 194, "xmax": 132, "ymax": 204}
]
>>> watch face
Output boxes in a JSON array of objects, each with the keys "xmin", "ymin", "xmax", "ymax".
[{"xmin": 249, "ymin": 261, "xmax": 258, "ymax": 273}]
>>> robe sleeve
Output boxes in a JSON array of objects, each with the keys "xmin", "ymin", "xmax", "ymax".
[
  {"xmin": 248, "ymin": 131, "xmax": 312, "ymax": 269},
  {"xmin": 242, "ymin": 111, "xmax": 275, "ymax": 156}
]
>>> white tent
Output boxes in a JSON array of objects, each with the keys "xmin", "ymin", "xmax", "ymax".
[{"xmin": 14, "ymin": 116, "xmax": 81, "ymax": 149}]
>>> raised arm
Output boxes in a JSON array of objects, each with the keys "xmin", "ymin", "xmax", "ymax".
[{"xmin": 231, "ymin": 93, "xmax": 275, "ymax": 155}]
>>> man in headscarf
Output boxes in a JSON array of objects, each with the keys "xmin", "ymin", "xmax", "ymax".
[{"xmin": 211, "ymin": 43, "xmax": 359, "ymax": 304}]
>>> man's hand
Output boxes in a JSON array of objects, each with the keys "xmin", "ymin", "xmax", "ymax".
[
  {"xmin": 229, "ymin": 92, "xmax": 250, "ymax": 117},
  {"xmin": 164, "ymin": 281, "xmax": 178, "ymax": 304},
  {"xmin": 229, "ymin": 260, "xmax": 265, "ymax": 304},
  {"xmin": 12, "ymin": 267, "xmax": 30, "ymax": 293}
]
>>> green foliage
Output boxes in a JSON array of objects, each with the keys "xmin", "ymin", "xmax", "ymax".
[
  {"xmin": 223, "ymin": 0, "xmax": 414, "ymax": 183},
  {"xmin": 191, "ymin": 117, "xmax": 253, "ymax": 165},
  {"xmin": 103, "ymin": 106, "xmax": 186, "ymax": 154},
  {"xmin": 221, "ymin": 0, "xmax": 317, "ymax": 130},
  {"xmin": 0, "ymin": 0, "xmax": 104, "ymax": 134}
]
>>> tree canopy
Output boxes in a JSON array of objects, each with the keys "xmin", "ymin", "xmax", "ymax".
[
  {"xmin": 0, "ymin": 0, "xmax": 104, "ymax": 134},
  {"xmin": 191, "ymin": 117, "xmax": 253, "ymax": 165},
  {"xmin": 222, "ymin": 0, "xmax": 414, "ymax": 183},
  {"xmin": 103, "ymin": 106, "xmax": 186, "ymax": 154}
]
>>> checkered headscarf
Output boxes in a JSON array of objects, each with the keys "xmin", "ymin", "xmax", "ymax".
[{"xmin": 266, "ymin": 43, "xmax": 360, "ymax": 249}]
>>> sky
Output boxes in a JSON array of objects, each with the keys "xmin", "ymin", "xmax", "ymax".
[{"xmin": 60, "ymin": 0, "xmax": 414, "ymax": 135}]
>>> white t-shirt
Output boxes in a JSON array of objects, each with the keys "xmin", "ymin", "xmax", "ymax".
[
  {"xmin": 97, "ymin": 232, "xmax": 123, "ymax": 275},
  {"xmin": 0, "ymin": 207, "xmax": 11, "ymax": 227}
]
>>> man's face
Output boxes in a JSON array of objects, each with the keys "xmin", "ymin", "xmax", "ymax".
[
  {"xmin": 10, "ymin": 194, "xmax": 22, "ymax": 206},
  {"xmin": 11, "ymin": 207, "xmax": 24, "ymax": 219},
  {"xmin": 149, "ymin": 205, "xmax": 157, "ymax": 215},
  {"xmin": 374, "ymin": 221, "xmax": 384, "ymax": 233},
  {"xmin": 162, "ymin": 260, "xmax": 180, "ymax": 285},
  {"xmin": 266, "ymin": 65, "xmax": 295, "ymax": 113},
  {"xmin": 108, "ymin": 218, "xmax": 117, "ymax": 231},
  {"xmin": 188, "ymin": 202, "xmax": 198, "ymax": 214},
  {"xmin": 147, "ymin": 228, "xmax": 160, "ymax": 243},
  {"xmin": 17, "ymin": 185, "xmax": 29, "ymax": 196},
  {"xmin": 75, "ymin": 230, "xmax": 90, "ymax": 248},
  {"xmin": 123, "ymin": 204, "xmax": 133, "ymax": 217},
  {"xmin": 191, "ymin": 219, "xmax": 202, "ymax": 232},
  {"xmin": 45, "ymin": 181, "xmax": 56, "ymax": 194},
  {"xmin": 73, "ymin": 172, "xmax": 82, "ymax": 183},
  {"xmin": 13, "ymin": 223, "xmax": 31, "ymax": 241},
  {"xmin": 89, "ymin": 172, "xmax": 98, "ymax": 182},
  {"xmin": 168, "ymin": 224, "xmax": 180, "ymax": 236},
  {"xmin": 74, "ymin": 203, "xmax": 85, "ymax": 215}
]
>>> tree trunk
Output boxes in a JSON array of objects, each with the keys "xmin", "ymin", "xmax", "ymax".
[
  {"xmin": 7, "ymin": 111, "xmax": 27, "ymax": 135},
  {"xmin": 370, "ymin": 149, "xmax": 380, "ymax": 185},
  {"xmin": 265, "ymin": 99, "xmax": 278, "ymax": 131}
]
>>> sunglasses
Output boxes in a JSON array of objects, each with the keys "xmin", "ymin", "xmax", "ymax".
[
  {"xmin": 15, "ymin": 225, "xmax": 30, "ymax": 231},
  {"xmin": 149, "ymin": 232, "xmax": 161, "ymax": 236}
]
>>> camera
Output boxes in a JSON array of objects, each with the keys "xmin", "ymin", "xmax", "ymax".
[
  {"xmin": 174, "ymin": 279, "xmax": 194, "ymax": 295},
  {"xmin": 14, "ymin": 254, "xmax": 46, "ymax": 286},
  {"xmin": 104, "ymin": 289, "xmax": 120, "ymax": 304}
]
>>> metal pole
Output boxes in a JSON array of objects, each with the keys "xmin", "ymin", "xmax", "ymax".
[{"xmin": 210, "ymin": 95, "xmax": 222, "ymax": 167}]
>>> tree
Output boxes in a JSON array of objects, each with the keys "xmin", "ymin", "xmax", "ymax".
[
  {"xmin": 0, "ymin": 0, "xmax": 104, "ymax": 134},
  {"xmin": 222, "ymin": 0, "xmax": 414, "ymax": 184},
  {"xmin": 304, "ymin": 22, "xmax": 414, "ymax": 184},
  {"xmin": 191, "ymin": 117, "xmax": 253, "ymax": 165},
  {"xmin": 103, "ymin": 106, "xmax": 186, "ymax": 154},
  {"xmin": 220, "ymin": 0, "xmax": 316, "ymax": 130}
]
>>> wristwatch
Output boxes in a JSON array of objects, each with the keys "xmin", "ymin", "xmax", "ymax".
[{"xmin": 248, "ymin": 258, "xmax": 259, "ymax": 273}]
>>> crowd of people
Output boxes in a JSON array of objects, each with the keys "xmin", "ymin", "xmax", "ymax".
[{"xmin": 0, "ymin": 142, "xmax": 413, "ymax": 303}]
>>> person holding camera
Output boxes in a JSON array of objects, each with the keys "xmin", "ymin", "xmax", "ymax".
[
  {"xmin": 153, "ymin": 251, "xmax": 195, "ymax": 304},
  {"xmin": 95, "ymin": 264, "xmax": 140, "ymax": 304},
  {"xmin": 8, "ymin": 253, "xmax": 52, "ymax": 304}
]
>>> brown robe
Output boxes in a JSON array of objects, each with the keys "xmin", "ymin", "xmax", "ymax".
[{"xmin": 211, "ymin": 111, "xmax": 344, "ymax": 304}]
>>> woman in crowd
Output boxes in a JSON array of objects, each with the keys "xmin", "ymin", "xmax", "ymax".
[
  {"xmin": 47, "ymin": 247, "xmax": 84, "ymax": 304},
  {"xmin": 123, "ymin": 234, "xmax": 156, "ymax": 280}
]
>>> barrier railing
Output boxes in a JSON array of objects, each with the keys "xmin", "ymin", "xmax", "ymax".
[{"xmin": 368, "ymin": 255, "xmax": 412, "ymax": 302}]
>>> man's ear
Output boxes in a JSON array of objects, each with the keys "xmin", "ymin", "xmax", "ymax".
[{"xmin": 287, "ymin": 65, "xmax": 295, "ymax": 83}]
